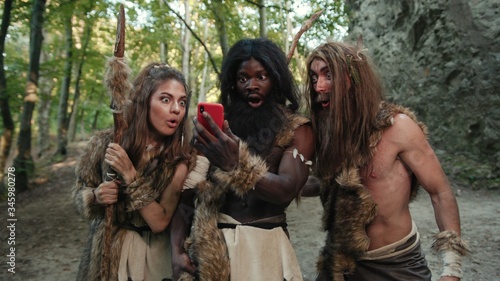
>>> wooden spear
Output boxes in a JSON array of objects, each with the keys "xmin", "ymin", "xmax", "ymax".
[
  {"xmin": 286, "ymin": 9, "xmax": 324, "ymax": 64},
  {"xmin": 101, "ymin": 4, "xmax": 132, "ymax": 280}
]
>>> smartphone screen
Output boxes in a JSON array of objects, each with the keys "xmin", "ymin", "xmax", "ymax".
[{"xmin": 197, "ymin": 102, "xmax": 224, "ymax": 134}]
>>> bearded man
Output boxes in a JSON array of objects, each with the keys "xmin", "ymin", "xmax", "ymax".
[
  {"xmin": 179, "ymin": 38, "xmax": 315, "ymax": 281},
  {"xmin": 304, "ymin": 40, "xmax": 470, "ymax": 281}
]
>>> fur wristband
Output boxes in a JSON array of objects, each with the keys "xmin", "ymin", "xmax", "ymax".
[
  {"xmin": 184, "ymin": 155, "xmax": 210, "ymax": 190},
  {"xmin": 432, "ymin": 230, "xmax": 471, "ymax": 278},
  {"xmin": 79, "ymin": 187, "xmax": 104, "ymax": 219},
  {"xmin": 124, "ymin": 177, "xmax": 151, "ymax": 211},
  {"xmin": 212, "ymin": 142, "xmax": 268, "ymax": 197}
]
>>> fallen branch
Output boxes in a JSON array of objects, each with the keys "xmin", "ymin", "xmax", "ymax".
[{"xmin": 286, "ymin": 10, "xmax": 323, "ymax": 64}]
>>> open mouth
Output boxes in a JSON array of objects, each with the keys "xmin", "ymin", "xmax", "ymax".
[
  {"xmin": 316, "ymin": 97, "xmax": 330, "ymax": 109},
  {"xmin": 320, "ymin": 100, "xmax": 330, "ymax": 108},
  {"xmin": 167, "ymin": 119, "xmax": 178, "ymax": 127},
  {"xmin": 247, "ymin": 93, "xmax": 264, "ymax": 108}
]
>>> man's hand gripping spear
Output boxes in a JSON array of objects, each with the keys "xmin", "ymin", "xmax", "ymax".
[{"xmin": 101, "ymin": 4, "xmax": 132, "ymax": 280}]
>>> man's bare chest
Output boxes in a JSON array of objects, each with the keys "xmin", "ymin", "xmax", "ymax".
[{"xmin": 360, "ymin": 140, "xmax": 411, "ymax": 188}]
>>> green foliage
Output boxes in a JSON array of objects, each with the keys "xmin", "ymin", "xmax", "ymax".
[
  {"xmin": 437, "ymin": 150, "xmax": 500, "ymax": 190},
  {"xmin": 1, "ymin": 0, "xmax": 348, "ymax": 142},
  {"xmin": 7, "ymin": 1, "xmax": 31, "ymax": 38}
]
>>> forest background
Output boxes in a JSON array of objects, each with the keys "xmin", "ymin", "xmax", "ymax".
[
  {"xmin": 0, "ymin": 0, "xmax": 499, "ymax": 280},
  {"xmin": 1, "ymin": 0, "xmax": 350, "ymax": 194},
  {"xmin": 0, "ymin": 1, "xmax": 498, "ymax": 206}
]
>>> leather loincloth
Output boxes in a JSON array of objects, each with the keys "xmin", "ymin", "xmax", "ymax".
[{"xmin": 345, "ymin": 222, "xmax": 432, "ymax": 281}]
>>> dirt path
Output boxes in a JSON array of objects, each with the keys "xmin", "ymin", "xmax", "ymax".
[
  {"xmin": 288, "ymin": 189, "xmax": 500, "ymax": 281},
  {"xmin": 1, "ymin": 144, "xmax": 499, "ymax": 280}
]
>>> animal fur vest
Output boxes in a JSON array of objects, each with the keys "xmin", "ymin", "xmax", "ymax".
[
  {"xmin": 180, "ymin": 113, "xmax": 310, "ymax": 281},
  {"xmin": 316, "ymin": 102, "xmax": 428, "ymax": 280},
  {"xmin": 72, "ymin": 129, "xmax": 187, "ymax": 281}
]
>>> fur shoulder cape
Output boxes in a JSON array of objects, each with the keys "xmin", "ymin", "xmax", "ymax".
[
  {"xmin": 316, "ymin": 102, "xmax": 428, "ymax": 280},
  {"xmin": 180, "ymin": 112, "xmax": 310, "ymax": 281}
]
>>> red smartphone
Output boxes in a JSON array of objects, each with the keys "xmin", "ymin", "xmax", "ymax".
[{"xmin": 197, "ymin": 102, "xmax": 224, "ymax": 134}]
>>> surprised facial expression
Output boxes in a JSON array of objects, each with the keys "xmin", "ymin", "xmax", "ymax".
[
  {"xmin": 309, "ymin": 59, "xmax": 332, "ymax": 110},
  {"xmin": 235, "ymin": 58, "xmax": 273, "ymax": 108},
  {"xmin": 148, "ymin": 79, "xmax": 187, "ymax": 139}
]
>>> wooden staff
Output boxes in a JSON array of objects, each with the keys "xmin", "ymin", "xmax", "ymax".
[
  {"xmin": 101, "ymin": 4, "xmax": 132, "ymax": 280},
  {"xmin": 286, "ymin": 9, "xmax": 323, "ymax": 64}
]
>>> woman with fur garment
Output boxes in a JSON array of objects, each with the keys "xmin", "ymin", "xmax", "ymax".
[
  {"xmin": 303, "ymin": 40, "xmax": 470, "ymax": 281},
  {"xmin": 73, "ymin": 63, "xmax": 206, "ymax": 281}
]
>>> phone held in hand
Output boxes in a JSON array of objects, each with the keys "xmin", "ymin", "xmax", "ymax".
[{"xmin": 197, "ymin": 102, "xmax": 224, "ymax": 134}]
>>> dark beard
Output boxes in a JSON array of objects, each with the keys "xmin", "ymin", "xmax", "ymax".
[
  {"xmin": 226, "ymin": 98, "xmax": 287, "ymax": 156},
  {"xmin": 315, "ymin": 116, "xmax": 333, "ymax": 157},
  {"xmin": 314, "ymin": 109, "xmax": 338, "ymax": 178}
]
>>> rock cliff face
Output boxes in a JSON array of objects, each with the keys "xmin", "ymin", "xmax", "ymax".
[{"xmin": 345, "ymin": 0, "xmax": 499, "ymax": 187}]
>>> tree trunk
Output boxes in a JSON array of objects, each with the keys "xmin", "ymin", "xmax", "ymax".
[
  {"xmin": 210, "ymin": 2, "xmax": 229, "ymax": 57},
  {"xmin": 198, "ymin": 19, "xmax": 209, "ymax": 103},
  {"xmin": 55, "ymin": 13, "xmax": 73, "ymax": 159},
  {"xmin": 36, "ymin": 68, "xmax": 55, "ymax": 157},
  {"xmin": 181, "ymin": 0, "xmax": 191, "ymax": 86},
  {"xmin": 0, "ymin": 0, "xmax": 14, "ymax": 198},
  {"xmin": 68, "ymin": 19, "xmax": 91, "ymax": 142},
  {"xmin": 259, "ymin": 0, "xmax": 267, "ymax": 38},
  {"xmin": 14, "ymin": 0, "xmax": 47, "ymax": 192},
  {"xmin": 37, "ymin": 41, "xmax": 57, "ymax": 158},
  {"xmin": 78, "ymin": 108, "xmax": 87, "ymax": 140},
  {"xmin": 285, "ymin": 1, "xmax": 291, "ymax": 52},
  {"xmin": 92, "ymin": 110, "xmax": 100, "ymax": 131},
  {"xmin": 68, "ymin": 99, "xmax": 78, "ymax": 142},
  {"xmin": 159, "ymin": 0, "xmax": 168, "ymax": 64},
  {"xmin": 92, "ymin": 87, "xmax": 103, "ymax": 131}
]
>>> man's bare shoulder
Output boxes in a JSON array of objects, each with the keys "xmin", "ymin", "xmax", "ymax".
[
  {"xmin": 384, "ymin": 113, "xmax": 427, "ymax": 143},
  {"xmin": 392, "ymin": 113, "xmax": 421, "ymax": 127},
  {"xmin": 290, "ymin": 123, "xmax": 315, "ymax": 156},
  {"xmin": 293, "ymin": 122, "xmax": 314, "ymax": 138}
]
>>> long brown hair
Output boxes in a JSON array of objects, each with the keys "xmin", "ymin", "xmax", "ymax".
[
  {"xmin": 305, "ymin": 41, "xmax": 384, "ymax": 178},
  {"xmin": 121, "ymin": 62, "xmax": 192, "ymax": 168}
]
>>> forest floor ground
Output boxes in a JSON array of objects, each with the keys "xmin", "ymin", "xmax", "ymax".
[{"xmin": 0, "ymin": 141, "xmax": 499, "ymax": 281}]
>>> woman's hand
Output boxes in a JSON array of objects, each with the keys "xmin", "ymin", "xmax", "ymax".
[
  {"xmin": 94, "ymin": 181, "xmax": 119, "ymax": 205},
  {"xmin": 104, "ymin": 143, "xmax": 136, "ymax": 185}
]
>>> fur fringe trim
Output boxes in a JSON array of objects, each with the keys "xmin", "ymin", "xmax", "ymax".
[
  {"xmin": 274, "ymin": 114, "xmax": 310, "ymax": 148},
  {"xmin": 104, "ymin": 57, "xmax": 133, "ymax": 112},
  {"xmin": 432, "ymin": 230, "xmax": 471, "ymax": 256},
  {"xmin": 336, "ymin": 168, "xmax": 363, "ymax": 189},
  {"xmin": 183, "ymin": 181, "xmax": 230, "ymax": 280},
  {"xmin": 73, "ymin": 130, "xmax": 113, "ymax": 220},
  {"xmin": 212, "ymin": 142, "xmax": 268, "ymax": 197},
  {"xmin": 80, "ymin": 188, "xmax": 96, "ymax": 218},
  {"xmin": 317, "ymin": 167, "xmax": 377, "ymax": 278},
  {"xmin": 178, "ymin": 272, "xmax": 195, "ymax": 281},
  {"xmin": 76, "ymin": 219, "xmax": 127, "ymax": 281},
  {"xmin": 124, "ymin": 158, "xmax": 177, "ymax": 211},
  {"xmin": 375, "ymin": 102, "xmax": 428, "ymax": 136}
]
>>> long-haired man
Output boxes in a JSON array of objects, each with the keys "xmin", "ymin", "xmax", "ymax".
[{"xmin": 305, "ymin": 40, "xmax": 470, "ymax": 281}]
